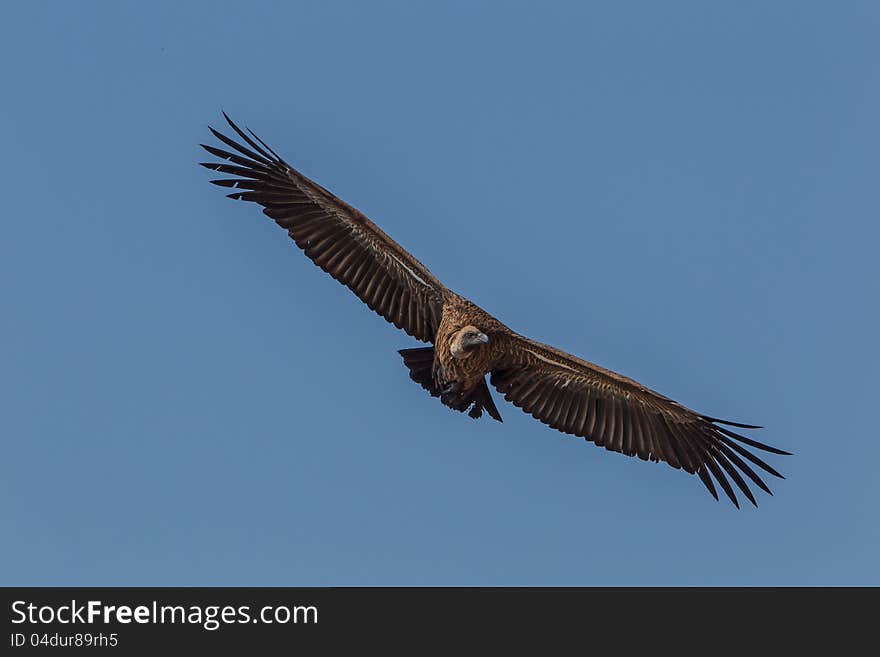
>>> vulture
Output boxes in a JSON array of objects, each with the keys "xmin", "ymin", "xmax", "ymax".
[{"xmin": 200, "ymin": 113, "xmax": 789, "ymax": 508}]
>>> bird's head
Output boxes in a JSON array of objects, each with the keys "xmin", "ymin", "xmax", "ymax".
[{"xmin": 451, "ymin": 325, "xmax": 490, "ymax": 359}]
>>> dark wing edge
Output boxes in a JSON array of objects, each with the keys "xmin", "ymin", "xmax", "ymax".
[
  {"xmin": 199, "ymin": 113, "xmax": 446, "ymax": 343},
  {"xmin": 490, "ymin": 334, "xmax": 791, "ymax": 508}
]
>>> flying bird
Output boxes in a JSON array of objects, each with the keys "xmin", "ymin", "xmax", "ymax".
[{"xmin": 200, "ymin": 113, "xmax": 789, "ymax": 508}]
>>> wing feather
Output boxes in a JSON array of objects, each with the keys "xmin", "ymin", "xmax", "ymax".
[
  {"xmin": 201, "ymin": 114, "xmax": 446, "ymax": 342},
  {"xmin": 491, "ymin": 334, "xmax": 789, "ymax": 507}
]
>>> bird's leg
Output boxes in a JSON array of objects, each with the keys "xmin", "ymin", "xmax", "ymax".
[
  {"xmin": 434, "ymin": 364, "xmax": 458, "ymax": 393},
  {"xmin": 435, "ymin": 362, "xmax": 463, "ymax": 405},
  {"xmin": 440, "ymin": 382, "xmax": 463, "ymax": 406}
]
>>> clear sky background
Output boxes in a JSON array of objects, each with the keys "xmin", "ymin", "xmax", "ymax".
[{"xmin": 2, "ymin": 2, "xmax": 877, "ymax": 585}]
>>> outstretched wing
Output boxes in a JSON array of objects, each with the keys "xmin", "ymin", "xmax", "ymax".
[
  {"xmin": 200, "ymin": 114, "xmax": 446, "ymax": 342},
  {"xmin": 490, "ymin": 334, "xmax": 790, "ymax": 507}
]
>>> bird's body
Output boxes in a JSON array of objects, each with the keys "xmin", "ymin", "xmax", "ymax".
[
  {"xmin": 434, "ymin": 296, "xmax": 505, "ymax": 394},
  {"xmin": 201, "ymin": 114, "xmax": 790, "ymax": 507}
]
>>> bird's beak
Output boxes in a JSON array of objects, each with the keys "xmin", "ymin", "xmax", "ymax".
[
  {"xmin": 466, "ymin": 332, "xmax": 489, "ymax": 348},
  {"xmin": 460, "ymin": 330, "xmax": 490, "ymax": 353}
]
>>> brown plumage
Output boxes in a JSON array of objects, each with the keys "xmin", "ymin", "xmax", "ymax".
[{"xmin": 200, "ymin": 113, "xmax": 790, "ymax": 508}]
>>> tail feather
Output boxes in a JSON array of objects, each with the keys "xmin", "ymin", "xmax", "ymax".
[
  {"xmin": 398, "ymin": 346, "xmax": 437, "ymax": 396},
  {"xmin": 471, "ymin": 381, "xmax": 502, "ymax": 421}
]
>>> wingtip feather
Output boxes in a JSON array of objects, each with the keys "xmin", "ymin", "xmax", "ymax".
[{"xmin": 703, "ymin": 415, "xmax": 764, "ymax": 430}]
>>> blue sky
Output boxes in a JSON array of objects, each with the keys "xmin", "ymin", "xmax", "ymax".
[{"xmin": 2, "ymin": 1, "xmax": 877, "ymax": 585}]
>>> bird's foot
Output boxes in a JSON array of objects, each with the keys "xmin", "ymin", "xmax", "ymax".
[
  {"xmin": 439, "ymin": 380, "xmax": 464, "ymax": 406},
  {"xmin": 440, "ymin": 380, "xmax": 462, "ymax": 395}
]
